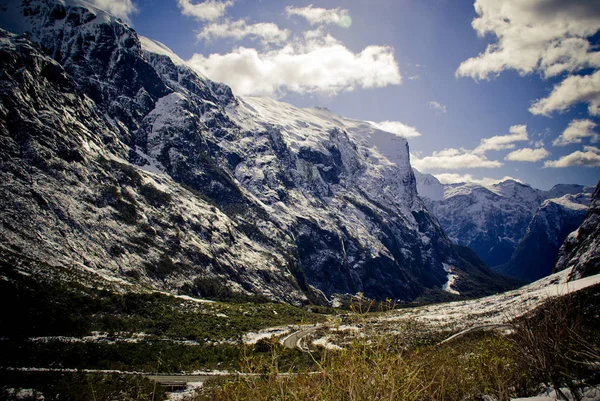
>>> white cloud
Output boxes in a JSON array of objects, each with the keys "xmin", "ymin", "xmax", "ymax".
[
  {"xmin": 433, "ymin": 173, "xmax": 521, "ymax": 186},
  {"xmin": 530, "ymin": 71, "xmax": 600, "ymax": 116},
  {"xmin": 407, "ymin": 75, "xmax": 420, "ymax": 81},
  {"xmin": 505, "ymin": 147, "xmax": 550, "ymax": 162},
  {"xmin": 458, "ymin": 0, "xmax": 600, "ymax": 121},
  {"xmin": 410, "ymin": 125, "xmax": 535, "ymax": 171},
  {"xmin": 553, "ymin": 119, "xmax": 599, "ymax": 146},
  {"xmin": 198, "ymin": 20, "xmax": 290, "ymax": 45},
  {"xmin": 411, "ymin": 148, "xmax": 503, "ymax": 171},
  {"xmin": 368, "ymin": 121, "xmax": 421, "ymax": 138},
  {"xmin": 427, "ymin": 101, "xmax": 447, "ymax": 113},
  {"xmin": 285, "ymin": 5, "xmax": 351, "ymax": 28},
  {"xmin": 456, "ymin": 0, "xmax": 600, "ymax": 80},
  {"xmin": 187, "ymin": 33, "xmax": 401, "ymax": 96},
  {"xmin": 89, "ymin": 0, "xmax": 137, "ymax": 21},
  {"xmin": 177, "ymin": 0, "xmax": 233, "ymax": 21},
  {"xmin": 531, "ymin": 139, "xmax": 545, "ymax": 148},
  {"xmin": 473, "ymin": 124, "xmax": 529, "ymax": 155},
  {"xmin": 544, "ymin": 148, "xmax": 600, "ymax": 168}
]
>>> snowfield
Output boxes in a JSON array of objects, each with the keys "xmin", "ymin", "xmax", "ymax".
[
  {"xmin": 382, "ymin": 267, "xmax": 600, "ymax": 331},
  {"xmin": 300, "ymin": 268, "xmax": 600, "ymax": 350}
]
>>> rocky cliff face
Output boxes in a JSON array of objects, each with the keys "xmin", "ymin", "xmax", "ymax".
[
  {"xmin": 554, "ymin": 182, "xmax": 600, "ymax": 281},
  {"xmin": 0, "ymin": 0, "xmax": 511, "ymax": 303},
  {"xmin": 499, "ymin": 194, "xmax": 590, "ymax": 282},
  {"xmin": 415, "ymin": 170, "xmax": 591, "ymax": 273},
  {"xmin": 0, "ymin": 28, "xmax": 309, "ymax": 304}
]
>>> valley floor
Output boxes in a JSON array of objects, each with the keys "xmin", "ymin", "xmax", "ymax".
[
  {"xmin": 236, "ymin": 268, "xmax": 600, "ymax": 354},
  {"xmin": 2, "ymin": 254, "xmax": 600, "ymax": 400}
]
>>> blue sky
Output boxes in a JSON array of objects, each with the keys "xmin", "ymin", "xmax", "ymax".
[{"xmin": 117, "ymin": 0, "xmax": 599, "ymax": 189}]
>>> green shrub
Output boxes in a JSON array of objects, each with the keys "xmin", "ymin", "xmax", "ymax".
[
  {"xmin": 0, "ymin": 371, "xmax": 165, "ymax": 401},
  {"xmin": 180, "ymin": 276, "xmax": 270, "ymax": 303},
  {"xmin": 98, "ymin": 185, "xmax": 139, "ymax": 224},
  {"xmin": 114, "ymin": 198, "xmax": 139, "ymax": 224},
  {"xmin": 143, "ymin": 255, "xmax": 181, "ymax": 281},
  {"xmin": 97, "ymin": 157, "xmax": 143, "ymax": 187},
  {"xmin": 0, "ymin": 340, "xmax": 242, "ymax": 373}
]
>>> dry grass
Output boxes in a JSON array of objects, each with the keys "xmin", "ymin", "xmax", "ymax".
[
  {"xmin": 194, "ymin": 291, "xmax": 600, "ymax": 401},
  {"xmin": 509, "ymin": 293, "xmax": 600, "ymax": 401},
  {"xmin": 195, "ymin": 297, "xmax": 521, "ymax": 401},
  {"xmin": 195, "ymin": 334, "xmax": 520, "ymax": 401}
]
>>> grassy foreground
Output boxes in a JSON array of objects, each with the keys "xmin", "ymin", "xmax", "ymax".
[{"xmin": 196, "ymin": 287, "xmax": 600, "ymax": 401}]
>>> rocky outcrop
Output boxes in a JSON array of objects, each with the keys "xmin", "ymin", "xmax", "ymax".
[{"xmin": 554, "ymin": 182, "xmax": 600, "ymax": 280}]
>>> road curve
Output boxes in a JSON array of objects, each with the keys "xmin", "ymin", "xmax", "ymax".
[{"xmin": 281, "ymin": 325, "xmax": 320, "ymax": 349}]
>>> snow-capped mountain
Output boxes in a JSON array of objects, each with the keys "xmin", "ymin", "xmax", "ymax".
[
  {"xmin": 414, "ymin": 170, "xmax": 591, "ymax": 273},
  {"xmin": 554, "ymin": 182, "xmax": 600, "ymax": 281},
  {"xmin": 499, "ymin": 193, "xmax": 590, "ymax": 282},
  {"xmin": 0, "ymin": 0, "xmax": 515, "ymax": 303}
]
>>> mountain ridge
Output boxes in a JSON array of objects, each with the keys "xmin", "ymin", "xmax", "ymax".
[
  {"xmin": 0, "ymin": 0, "xmax": 515, "ymax": 304},
  {"xmin": 499, "ymin": 193, "xmax": 590, "ymax": 282},
  {"xmin": 414, "ymin": 170, "xmax": 593, "ymax": 281}
]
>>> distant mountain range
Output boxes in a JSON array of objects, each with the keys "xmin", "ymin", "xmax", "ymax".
[
  {"xmin": 500, "ymin": 193, "xmax": 590, "ymax": 282},
  {"xmin": 414, "ymin": 170, "xmax": 594, "ymax": 282}
]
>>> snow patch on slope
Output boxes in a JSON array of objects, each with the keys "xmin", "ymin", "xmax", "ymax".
[
  {"xmin": 546, "ymin": 194, "xmax": 590, "ymax": 211},
  {"xmin": 384, "ymin": 268, "xmax": 600, "ymax": 330},
  {"xmin": 231, "ymin": 96, "xmax": 409, "ymax": 169},
  {"xmin": 313, "ymin": 336, "xmax": 343, "ymax": 350},
  {"xmin": 139, "ymin": 36, "xmax": 188, "ymax": 68},
  {"xmin": 242, "ymin": 326, "xmax": 292, "ymax": 345},
  {"xmin": 442, "ymin": 264, "xmax": 460, "ymax": 295}
]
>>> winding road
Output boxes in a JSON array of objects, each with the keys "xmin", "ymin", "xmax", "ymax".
[
  {"xmin": 145, "ymin": 324, "xmax": 324, "ymax": 389},
  {"xmin": 281, "ymin": 325, "xmax": 320, "ymax": 349}
]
